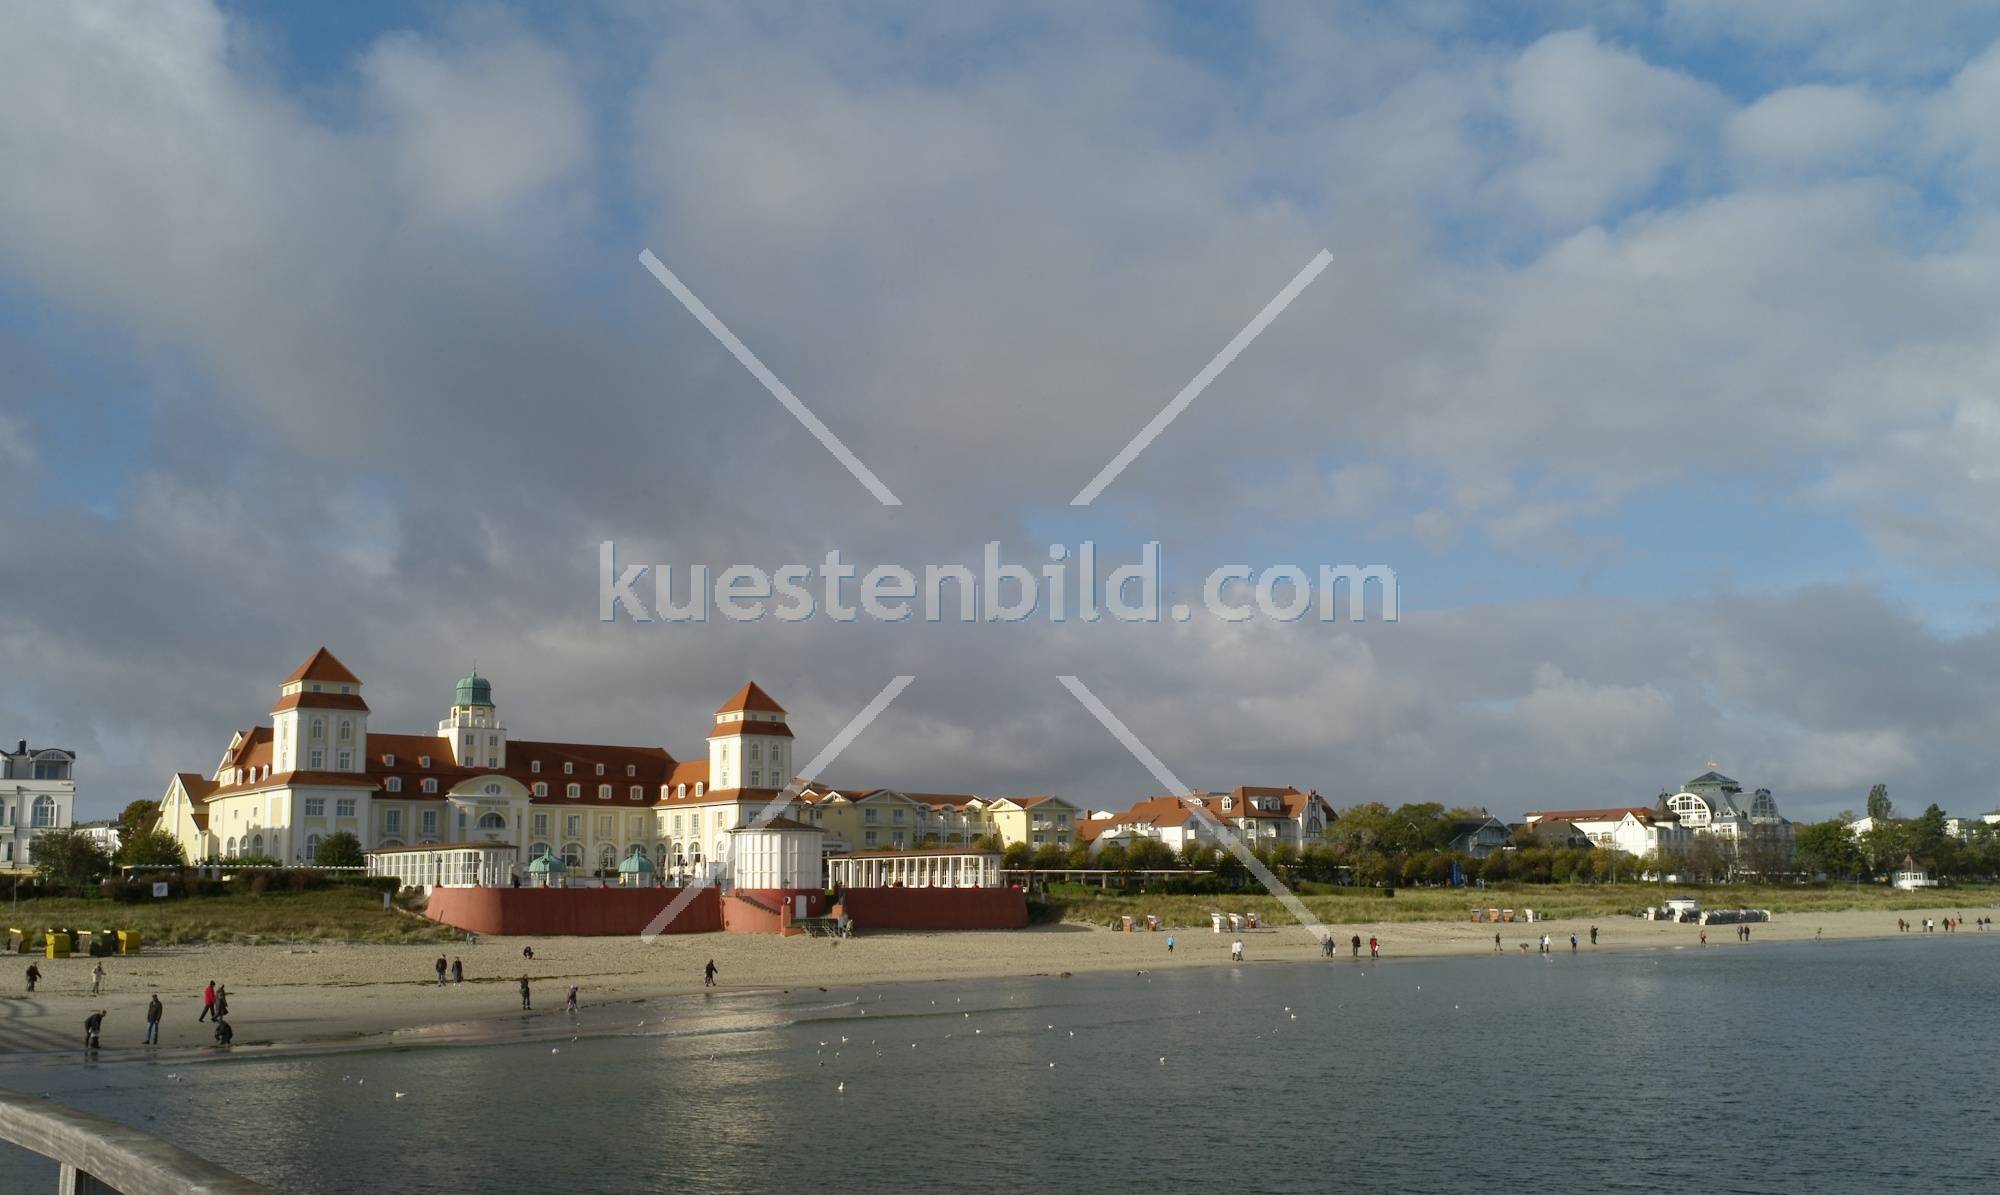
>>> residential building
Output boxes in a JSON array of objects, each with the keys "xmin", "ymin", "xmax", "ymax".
[
  {"xmin": 1080, "ymin": 787, "xmax": 1335, "ymax": 855},
  {"xmin": 1521, "ymin": 806, "xmax": 1687, "ymax": 858},
  {"xmin": 1662, "ymin": 770, "xmax": 1792, "ymax": 848},
  {"xmin": 1443, "ymin": 816, "xmax": 1511, "ymax": 858},
  {"xmin": 2, "ymin": 740, "xmax": 76, "ymax": 870}
]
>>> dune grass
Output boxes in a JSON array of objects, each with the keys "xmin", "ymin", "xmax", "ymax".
[
  {"xmin": 2, "ymin": 887, "xmax": 457, "ymax": 946},
  {"xmin": 1042, "ymin": 881, "xmax": 1999, "ymax": 930}
]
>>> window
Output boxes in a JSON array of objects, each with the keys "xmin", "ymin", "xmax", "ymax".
[
  {"xmin": 532, "ymin": 761, "xmax": 541, "ymax": 774},
  {"xmin": 749, "ymin": 770, "xmax": 762, "ymax": 787},
  {"xmin": 31, "ymin": 795, "xmax": 58, "ymax": 828},
  {"xmin": 336, "ymin": 799, "xmax": 356, "ymax": 818},
  {"xmin": 595, "ymin": 763, "xmax": 605, "ymax": 776},
  {"xmin": 626, "ymin": 764, "xmax": 636, "ymax": 777},
  {"xmin": 489, "ymin": 734, "xmax": 498, "ymax": 747},
  {"xmin": 750, "ymin": 743, "xmax": 761, "ymax": 762},
  {"xmin": 421, "ymin": 779, "xmax": 438, "ymax": 794},
  {"xmin": 305, "ymin": 833, "xmax": 321, "ymax": 859},
  {"xmin": 533, "ymin": 782, "xmax": 548, "ymax": 797},
  {"xmin": 864, "ymin": 830, "xmax": 879, "ymax": 847},
  {"xmin": 484, "ymin": 783, "xmax": 502, "ymax": 795},
  {"xmin": 338, "ymin": 721, "xmax": 352, "ymax": 742},
  {"xmin": 865, "ymin": 809, "xmax": 879, "ymax": 824},
  {"xmin": 419, "ymin": 755, "xmax": 431, "ymax": 768},
  {"xmin": 384, "ymin": 810, "xmax": 402, "ymax": 835},
  {"xmin": 384, "ymin": 753, "xmax": 396, "ymax": 767},
  {"xmin": 630, "ymin": 786, "xmax": 643, "ymax": 800},
  {"xmin": 694, "ymin": 783, "xmax": 703, "ymax": 798},
  {"xmin": 478, "ymin": 812, "xmax": 506, "ymax": 831},
  {"xmin": 311, "ymin": 718, "xmax": 325, "ymax": 740},
  {"xmin": 673, "ymin": 814, "xmax": 684, "ymax": 833},
  {"xmin": 533, "ymin": 813, "xmax": 549, "ymax": 836},
  {"xmin": 893, "ymin": 809, "xmax": 905, "ymax": 824},
  {"xmin": 309, "ymin": 749, "xmax": 324, "ymax": 770},
  {"xmin": 337, "ymin": 750, "xmax": 352, "ymax": 770},
  {"xmin": 304, "ymin": 798, "xmax": 325, "ymax": 816},
  {"xmin": 563, "ymin": 763, "xmax": 573, "ymax": 775},
  {"xmin": 676, "ymin": 784, "xmax": 686, "ymax": 799},
  {"xmin": 598, "ymin": 785, "xmax": 612, "ymax": 800},
  {"xmin": 385, "ymin": 778, "xmax": 401, "ymax": 793},
  {"xmin": 567, "ymin": 784, "xmax": 581, "ymax": 799},
  {"xmin": 421, "ymin": 810, "xmax": 438, "ymax": 836},
  {"xmin": 892, "ymin": 831, "xmax": 906, "ymax": 847},
  {"xmin": 565, "ymin": 815, "xmax": 581, "ymax": 837}
]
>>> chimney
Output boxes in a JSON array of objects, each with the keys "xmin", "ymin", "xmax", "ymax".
[{"xmin": 15, "ymin": 740, "xmax": 24, "ymax": 755}]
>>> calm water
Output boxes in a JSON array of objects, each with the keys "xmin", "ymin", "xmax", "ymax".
[{"xmin": 4, "ymin": 935, "xmax": 1997, "ymax": 1193}]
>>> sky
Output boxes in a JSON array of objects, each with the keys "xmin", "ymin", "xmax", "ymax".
[{"xmin": 4, "ymin": 0, "xmax": 2000, "ymax": 824}]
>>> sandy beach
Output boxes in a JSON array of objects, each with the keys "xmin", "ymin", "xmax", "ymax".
[{"xmin": 3, "ymin": 904, "xmax": 1992, "ymax": 1059}]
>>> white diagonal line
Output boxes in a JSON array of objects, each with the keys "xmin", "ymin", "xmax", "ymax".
[
  {"xmin": 639, "ymin": 249, "xmax": 902, "ymax": 506},
  {"xmin": 639, "ymin": 674, "xmax": 914, "ymax": 943},
  {"xmin": 1058, "ymin": 675, "xmax": 1327, "ymax": 939},
  {"xmin": 1071, "ymin": 249, "xmax": 1332, "ymax": 506}
]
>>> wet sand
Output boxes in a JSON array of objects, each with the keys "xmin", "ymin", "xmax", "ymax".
[{"xmin": 2, "ymin": 904, "xmax": 1991, "ymax": 1060}]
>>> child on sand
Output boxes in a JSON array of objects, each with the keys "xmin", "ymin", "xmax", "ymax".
[{"xmin": 565, "ymin": 986, "xmax": 579, "ymax": 1014}]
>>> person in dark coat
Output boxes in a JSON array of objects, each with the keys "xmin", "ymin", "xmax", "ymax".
[
  {"xmin": 25, "ymin": 963, "xmax": 40, "ymax": 992},
  {"xmin": 213, "ymin": 1018, "xmax": 233, "ymax": 1046},
  {"xmin": 451, "ymin": 957, "xmax": 464, "ymax": 984},
  {"xmin": 519, "ymin": 975, "xmax": 532, "ymax": 1010},
  {"xmin": 84, "ymin": 1010, "xmax": 106, "ymax": 1049},
  {"xmin": 145, "ymin": 993, "xmax": 164, "ymax": 1046}
]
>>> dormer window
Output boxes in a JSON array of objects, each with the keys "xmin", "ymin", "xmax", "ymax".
[
  {"xmin": 531, "ymin": 761, "xmax": 541, "ymax": 773},
  {"xmin": 384, "ymin": 753, "xmax": 396, "ymax": 767},
  {"xmin": 421, "ymin": 778, "xmax": 438, "ymax": 794},
  {"xmin": 418, "ymin": 755, "xmax": 431, "ymax": 768},
  {"xmin": 567, "ymin": 784, "xmax": 580, "ymax": 799},
  {"xmin": 598, "ymin": 785, "xmax": 612, "ymax": 800},
  {"xmin": 563, "ymin": 763, "xmax": 573, "ymax": 775},
  {"xmin": 626, "ymin": 764, "xmax": 636, "ymax": 777},
  {"xmin": 310, "ymin": 683, "xmax": 322, "ymax": 692},
  {"xmin": 533, "ymin": 782, "xmax": 548, "ymax": 797},
  {"xmin": 595, "ymin": 763, "xmax": 605, "ymax": 776},
  {"xmin": 340, "ymin": 685, "xmax": 351, "ymax": 694},
  {"xmin": 386, "ymin": 777, "xmax": 402, "ymax": 793}
]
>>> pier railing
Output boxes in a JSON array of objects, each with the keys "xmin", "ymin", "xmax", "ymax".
[{"xmin": 0, "ymin": 1088, "xmax": 270, "ymax": 1194}]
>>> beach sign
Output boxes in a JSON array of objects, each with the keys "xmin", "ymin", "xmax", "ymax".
[{"xmin": 152, "ymin": 882, "xmax": 170, "ymax": 898}]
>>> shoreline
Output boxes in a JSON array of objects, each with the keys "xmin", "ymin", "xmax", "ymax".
[{"xmin": 2, "ymin": 903, "xmax": 1993, "ymax": 1065}]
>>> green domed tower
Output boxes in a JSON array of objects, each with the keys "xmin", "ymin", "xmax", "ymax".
[{"xmin": 438, "ymin": 668, "xmax": 507, "ymax": 768}]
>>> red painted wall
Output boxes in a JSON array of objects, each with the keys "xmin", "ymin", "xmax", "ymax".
[
  {"xmin": 426, "ymin": 886, "xmax": 721, "ymax": 936},
  {"xmin": 838, "ymin": 887, "xmax": 1029, "ymax": 931}
]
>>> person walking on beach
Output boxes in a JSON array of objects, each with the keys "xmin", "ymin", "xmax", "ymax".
[
  {"xmin": 1589, "ymin": 925, "xmax": 1598, "ymax": 946},
  {"xmin": 1230, "ymin": 939, "xmax": 1244, "ymax": 962},
  {"xmin": 1569, "ymin": 933, "xmax": 1578, "ymax": 952},
  {"xmin": 522, "ymin": 946, "xmax": 535, "ymax": 960},
  {"xmin": 145, "ymin": 993, "xmax": 163, "ymax": 1045},
  {"xmin": 435, "ymin": 955, "xmax": 448, "ymax": 987},
  {"xmin": 84, "ymin": 1010, "xmax": 105, "ymax": 1050},
  {"xmin": 704, "ymin": 959, "xmax": 719, "ymax": 987},
  {"xmin": 1368, "ymin": 936, "xmax": 1380, "ymax": 960},
  {"xmin": 519, "ymin": 976, "xmax": 532, "ymax": 1010},
  {"xmin": 1168, "ymin": 935, "xmax": 1177, "ymax": 955},
  {"xmin": 25, "ymin": 963, "xmax": 40, "ymax": 993},
  {"xmin": 451, "ymin": 957, "xmax": 464, "ymax": 985},
  {"xmin": 1351, "ymin": 934, "xmax": 1361, "ymax": 959},
  {"xmin": 91, "ymin": 961, "xmax": 106, "ymax": 995},
  {"xmin": 1699, "ymin": 929, "xmax": 1708, "ymax": 947},
  {"xmin": 214, "ymin": 984, "xmax": 229, "ymax": 1021},
  {"xmin": 1815, "ymin": 927, "xmax": 1823, "ymax": 942},
  {"xmin": 198, "ymin": 980, "xmax": 216, "ymax": 1022},
  {"xmin": 1493, "ymin": 932, "xmax": 1502, "ymax": 953},
  {"xmin": 213, "ymin": 1018, "xmax": 233, "ymax": 1046},
  {"xmin": 565, "ymin": 986, "xmax": 579, "ymax": 1014}
]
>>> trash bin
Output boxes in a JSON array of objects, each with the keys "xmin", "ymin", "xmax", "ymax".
[
  {"xmin": 116, "ymin": 930, "xmax": 142, "ymax": 956},
  {"xmin": 45, "ymin": 932, "xmax": 70, "ymax": 959}
]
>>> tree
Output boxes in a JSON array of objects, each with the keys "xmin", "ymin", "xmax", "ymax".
[
  {"xmin": 1909, "ymin": 804, "xmax": 1951, "ymax": 868},
  {"xmin": 1031, "ymin": 843, "xmax": 1067, "ymax": 871},
  {"xmin": 115, "ymin": 829, "xmax": 187, "ymax": 869},
  {"xmin": 315, "ymin": 831, "xmax": 364, "ymax": 867},
  {"xmin": 118, "ymin": 799, "xmax": 162, "ymax": 842},
  {"xmin": 1064, "ymin": 841, "xmax": 1090, "ymax": 869},
  {"xmin": 1865, "ymin": 784, "xmax": 1894, "ymax": 823},
  {"xmin": 1127, "ymin": 839, "xmax": 1175, "ymax": 871},
  {"xmin": 1001, "ymin": 841, "xmax": 1032, "ymax": 871},
  {"xmin": 1795, "ymin": 819, "xmax": 1862, "ymax": 880},
  {"xmin": 30, "ymin": 828, "xmax": 114, "ymax": 887}
]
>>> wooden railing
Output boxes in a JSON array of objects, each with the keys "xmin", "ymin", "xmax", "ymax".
[{"xmin": 0, "ymin": 1088, "xmax": 270, "ymax": 1194}]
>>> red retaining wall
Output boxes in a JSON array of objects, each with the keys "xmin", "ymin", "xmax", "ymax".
[
  {"xmin": 426, "ymin": 886, "xmax": 721, "ymax": 936},
  {"xmin": 838, "ymin": 887, "xmax": 1029, "ymax": 931}
]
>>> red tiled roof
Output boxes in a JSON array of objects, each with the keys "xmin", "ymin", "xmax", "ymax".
[
  {"xmin": 715, "ymin": 682, "xmax": 785, "ymax": 714},
  {"xmin": 283, "ymin": 648, "xmax": 362, "ymax": 685},
  {"xmin": 707, "ymin": 720, "xmax": 794, "ymax": 739},
  {"xmin": 272, "ymin": 691, "xmax": 371, "ymax": 712},
  {"xmin": 1524, "ymin": 807, "xmax": 1656, "ymax": 824}
]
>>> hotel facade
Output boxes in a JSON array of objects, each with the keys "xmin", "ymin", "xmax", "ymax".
[
  {"xmin": 2, "ymin": 739, "xmax": 77, "ymax": 871},
  {"xmin": 157, "ymin": 650, "xmax": 1077, "ymax": 883}
]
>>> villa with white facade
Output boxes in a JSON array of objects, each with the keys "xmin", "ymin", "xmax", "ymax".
[
  {"xmin": 2, "ymin": 740, "xmax": 76, "ymax": 870},
  {"xmin": 1080, "ymin": 787, "xmax": 1335, "ymax": 855}
]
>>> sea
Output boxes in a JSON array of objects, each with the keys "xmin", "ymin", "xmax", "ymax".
[{"xmin": 3, "ymin": 934, "xmax": 1997, "ymax": 1193}]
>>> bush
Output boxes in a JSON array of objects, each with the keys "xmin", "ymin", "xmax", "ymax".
[{"xmin": 316, "ymin": 831, "xmax": 365, "ymax": 867}]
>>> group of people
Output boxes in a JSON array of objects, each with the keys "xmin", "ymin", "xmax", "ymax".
[
  {"xmin": 434, "ymin": 955, "xmax": 466, "ymax": 986},
  {"xmin": 1900, "ymin": 916, "xmax": 1976, "ymax": 933},
  {"xmin": 1499, "ymin": 925, "xmax": 1600, "ymax": 953},
  {"xmin": 77, "ymin": 988, "xmax": 210, "ymax": 1051}
]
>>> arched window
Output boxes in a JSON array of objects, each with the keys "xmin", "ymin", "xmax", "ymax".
[
  {"xmin": 562, "ymin": 842, "xmax": 583, "ymax": 868},
  {"xmin": 305, "ymin": 833, "xmax": 321, "ymax": 860},
  {"xmin": 477, "ymin": 812, "xmax": 506, "ymax": 831},
  {"xmin": 251, "ymin": 833, "xmax": 264, "ymax": 854},
  {"xmin": 338, "ymin": 720, "xmax": 353, "ymax": 742},
  {"xmin": 31, "ymin": 795, "xmax": 58, "ymax": 827},
  {"xmin": 310, "ymin": 718, "xmax": 325, "ymax": 740},
  {"xmin": 676, "ymin": 784, "xmax": 686, "ymax": 799},
  {"xmin": 567, "ymin": 784, "xmax": 581, "ymax": 799},
  {"xmin": 225, "ymin": 837, "xmax": 237, "ymax": 858},
  {"xmin": 597, "ymin": 784, "xmax": 612, "ymax": 800},
  {"xmin": 483, "ymin": 783, "xmax": 502, "ymax": 796},
  {"xmin": 694, "ymin": 782, "xmax": 704, "ymax": 798},
  {"xmin": 597, "ymin": 843, "xmax": 616, "ymax": 872},
  {"xmin": 529, "ymin": 841, "xmax": 552, "ymax": 861},
  {"xmin": 533, "ymin": 782, "xmax": 548, "ymax": 797}
]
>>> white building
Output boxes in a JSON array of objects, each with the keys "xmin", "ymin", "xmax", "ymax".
[
  {"xmin": 1079, "ymin": 787, "xmax": 1335, "ymax": 856},
  {"xmin": 1521, "ymin": 806, "xmax": 1687, "ymax": 858},
  {"xmin": 2, "ymin": 740, "xmax": 76, "ymax": 870},
  {"xmin": 159, "ymin": 649, "xmax": 829, "ymax": 889},
  {"xmin": 1663, "ymin": 770, "xmax": 1792, "ymax": 849}
]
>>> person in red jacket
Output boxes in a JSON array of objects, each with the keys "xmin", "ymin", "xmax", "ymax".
[{"xmin": 197, "ymin": 980, "xmax": 217, "ymax": 1022}]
